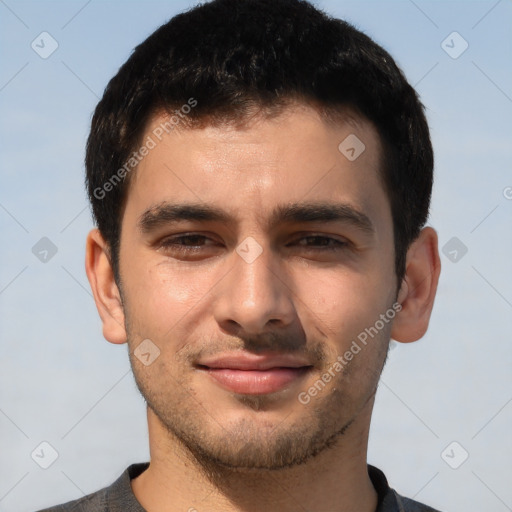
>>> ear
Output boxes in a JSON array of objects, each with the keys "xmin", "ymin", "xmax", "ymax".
[
  {"xmin": 85, "ymin": 228, "xmax": 127, "ymax": 344},
  {"xmin": 391, "ymin": 227, "xmax": 441, "ymax": 343}
]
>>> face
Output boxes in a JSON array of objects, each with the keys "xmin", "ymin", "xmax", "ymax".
[{"xmin": 117, "ymin": 104, "xmax": 398, "ymax": 470}]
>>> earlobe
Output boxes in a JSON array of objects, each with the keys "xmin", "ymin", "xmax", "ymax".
[
  {"xmin": 85, "ymin": 229, "xmax": 127, "ymax": 344},
  {"xmin": 391, "ymin": 227, "xmax": 441, "ymax": 343}
]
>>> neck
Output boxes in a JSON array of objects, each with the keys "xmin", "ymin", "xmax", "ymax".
[{"xmin": 131, "ymin": 400, "xmax": 378, "ymax": 512}]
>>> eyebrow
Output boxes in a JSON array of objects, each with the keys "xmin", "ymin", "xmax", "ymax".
[{"xmin": 137, "ymin": 201, "xmax": 375, "ymax": 236}]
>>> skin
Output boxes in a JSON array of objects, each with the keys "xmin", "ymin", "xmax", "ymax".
[{"xmin": 86, "ymin": 103, "xmax": 441, "ymax": 512}]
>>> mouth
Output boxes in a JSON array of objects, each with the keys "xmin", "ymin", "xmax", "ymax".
[{"xmin": 195, "ymin": 353, "xmax": 314, "ymax": 395}]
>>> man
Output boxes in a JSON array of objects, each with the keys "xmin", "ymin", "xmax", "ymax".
[{"xmin": 39, "ymin": 0, "xmax": 442, "ymax": 510}]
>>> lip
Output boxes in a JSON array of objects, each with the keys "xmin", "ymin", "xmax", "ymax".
[
  {"xmin": 196, "ymin": 352, "xmax": 313, "ymax": 395},
  {"xmin": 198, "ymin": 352, "xmax": 312, "ymax": 370}
]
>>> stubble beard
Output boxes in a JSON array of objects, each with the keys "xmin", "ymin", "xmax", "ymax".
[{"xmin": 127, "ymin": 335, "xmax": 389, "ymax": 479}]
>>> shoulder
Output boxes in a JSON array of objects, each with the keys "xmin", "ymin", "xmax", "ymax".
[
  {"xmin": 34, "ymin": 462, "xmax": 149, "ymax": 512},
  {"xmin": 368, "ymin": 465, "xmax": 443, "ymax": 512},
  {"xmin": 392, "ymin": 490, "xmax": 443, "ymax": 512},
  {"xmin": 35, "ymin": 489, "xmax": 108, "ymax": 512}
]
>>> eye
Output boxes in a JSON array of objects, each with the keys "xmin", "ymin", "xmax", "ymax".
[
  {"xmin": 156, "ymin": 233, "xmax": 350, "ymax": 260},
  {"xmin": 158, "ymin": 234, "xmax": 218, "ymax": 254},
  {"xmin": 292, "ymin": 235, "xmax": 349, "ymax": 252}
]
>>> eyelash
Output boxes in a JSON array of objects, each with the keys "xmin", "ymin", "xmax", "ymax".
[{"xmin": 158, "ymin": 234, "xmax": 348, "ymax": 253}]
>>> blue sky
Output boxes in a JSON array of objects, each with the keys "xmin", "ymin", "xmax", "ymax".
[{"xmin": 1, "ymin": 1, "xmax": 511, "ymax": 511}]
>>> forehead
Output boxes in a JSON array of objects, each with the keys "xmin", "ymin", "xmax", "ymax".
[{"xmin": 122, "ymin": 103, "xmax": 389, "ymax": 234}]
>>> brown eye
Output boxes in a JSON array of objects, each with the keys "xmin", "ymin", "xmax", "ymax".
[
  {"xmin": 294, "ymin": 235, "xmax": 348, "ymax": 251},
  {"xmin": 159, "ymin": 234, "xmax": 219, "ymax": 255}
]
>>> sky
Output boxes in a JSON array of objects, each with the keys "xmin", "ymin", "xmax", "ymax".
[{"xmin": 0, "ymin": 1, "xmax": 511, "ymax": 511}]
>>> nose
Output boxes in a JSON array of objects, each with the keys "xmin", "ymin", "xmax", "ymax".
[{"xmin": 212, "ymin": 239, "xmax": 296, "ymax": 336}]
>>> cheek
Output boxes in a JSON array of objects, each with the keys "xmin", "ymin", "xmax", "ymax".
[
  {"xmin": 298, "ymin": 268, "xmax": 394, "ymax": 336},
  {"xmin": 126, "ymin": 261, "xmax": 217, "ymax": 338}
]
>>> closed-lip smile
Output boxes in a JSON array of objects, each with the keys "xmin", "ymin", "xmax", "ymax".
[{"xmin": 196, "ymin": 352, "xmax": 313, "ymax": 395}]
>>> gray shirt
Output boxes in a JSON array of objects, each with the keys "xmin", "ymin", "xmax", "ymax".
[{"xmin": 36, "ymin": 463, "xmax": 442, "ymax": 511}]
